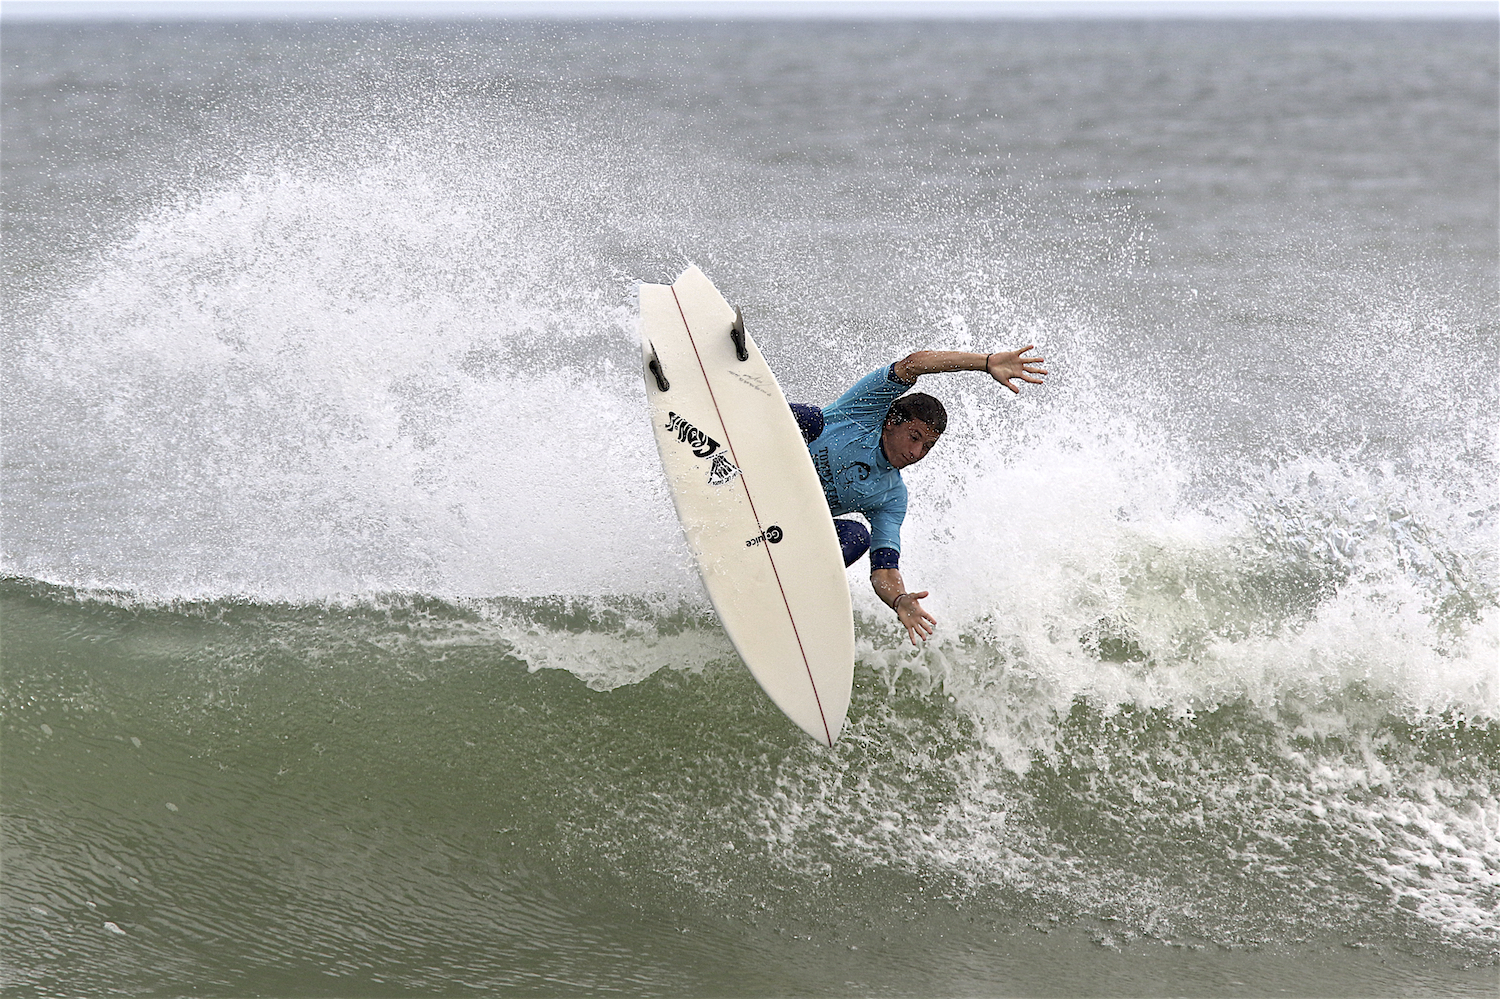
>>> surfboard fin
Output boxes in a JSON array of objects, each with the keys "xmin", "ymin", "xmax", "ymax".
[
  {"xmin": 730, "ymin": 306, "xmax": 748, "ymax": 362},
  {"xmin": 647, "ymin": 345, "xmax": 670, "ymax": 392}
]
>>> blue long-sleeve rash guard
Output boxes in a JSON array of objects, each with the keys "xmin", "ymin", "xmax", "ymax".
[{"xmin": 808, "ymin": 363, "xmax": 915, "ymax": 570}]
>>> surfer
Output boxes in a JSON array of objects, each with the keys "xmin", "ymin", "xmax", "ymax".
[{"xmin": 791, "ymin": 347, "xmax": 1047, "ymax": 645}]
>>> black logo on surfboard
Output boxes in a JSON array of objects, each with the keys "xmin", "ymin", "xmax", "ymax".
[
  {"xmin": 708, "ymin": 453, "xmax": 741, "ymax": 486},
  {"xmin": 746, "ymin": 525, "xmax": 784, "ymax": 547},
  {"xmin": 665, "ymin": 411, "xmax": 719, "ymax": 457},
  {"xmin": 666, "ymin": 412, "xmax": 741, "ymax": 485}
]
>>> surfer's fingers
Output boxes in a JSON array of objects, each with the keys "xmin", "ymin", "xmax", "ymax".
[{"xmin": 906, "ymin": 614, "xmax": 936, "ymax": 644}]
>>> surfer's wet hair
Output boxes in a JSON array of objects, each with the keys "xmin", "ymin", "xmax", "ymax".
[{"xmin": 886, "ymin": 393, "xmax": 946, "ymax": 435}]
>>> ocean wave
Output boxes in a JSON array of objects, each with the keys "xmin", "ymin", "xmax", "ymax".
[{"xmin": 3, "ymin": 122, "xmax": 1495, "ymax": 968}]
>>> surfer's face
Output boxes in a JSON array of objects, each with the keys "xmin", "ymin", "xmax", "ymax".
[{"xmin": 882, "ymin": 419, "xmax": 941, "ymax": 469}]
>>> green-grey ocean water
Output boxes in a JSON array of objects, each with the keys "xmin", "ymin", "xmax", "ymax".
[{"xmin": 3, "ymin": 15, "xmax": 1497, "ymax": 997}]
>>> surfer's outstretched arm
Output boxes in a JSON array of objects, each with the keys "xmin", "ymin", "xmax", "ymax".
[
  {"xmin": 892, "ymin": 347, "xmax": 1047, "ymax": 394},
  {"xmin": 871, "ymin": 567, "xmax": 935, "ymax": 646}
]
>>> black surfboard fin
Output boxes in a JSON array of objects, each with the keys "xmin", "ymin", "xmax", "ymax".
[
  {"xmin": 647, "ymin": 344, "xmax": 669, "ymax": 392},
  {"xmin": 730, "ymin": 306, "xmax": 748, "ymax": 362}
]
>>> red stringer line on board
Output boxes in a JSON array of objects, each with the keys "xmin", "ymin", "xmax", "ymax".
[{"xmin": 670, "ymin": 284, "xmax": 834, "ymax": 747}]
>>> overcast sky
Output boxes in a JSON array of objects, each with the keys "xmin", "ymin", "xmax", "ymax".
[{"xmin": 3, "ymin": 0, "xmax": 1495, "ymax": 21}]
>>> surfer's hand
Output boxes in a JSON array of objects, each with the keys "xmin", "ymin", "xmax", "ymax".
[
  {"xmin": 894, "ymin": 591, "xmax": 935, "ymax": 645},
  {"xmin": 986, "ymin": 346, "xmax": 1047, "ymax": 394}
]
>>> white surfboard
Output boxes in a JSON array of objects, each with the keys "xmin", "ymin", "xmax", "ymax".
[{"xmin": 640, "ymin": 266, "xmax": 855, "ymax": 746}]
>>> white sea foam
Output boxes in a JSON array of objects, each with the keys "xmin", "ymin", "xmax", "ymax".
[
  {"xmin": 8, "ymin": 140, "xmax": 1493, "ymax": 720},
  {"xmin": 6, "ymin": 149, "xmax": 700, "ymax": 600},
  {"xmin": 4, "ymin": 130, "xmax": 1495, "ymax": 954}
]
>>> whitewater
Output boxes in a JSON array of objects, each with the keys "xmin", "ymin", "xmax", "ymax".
[{"xmin": 2, "ymin": 14, "xmax": 1496, "ymax": 997}]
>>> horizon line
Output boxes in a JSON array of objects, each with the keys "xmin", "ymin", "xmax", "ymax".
[{"xmin": 3, "ymin": 1, "xmax": 1496, "ymax": 23}]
